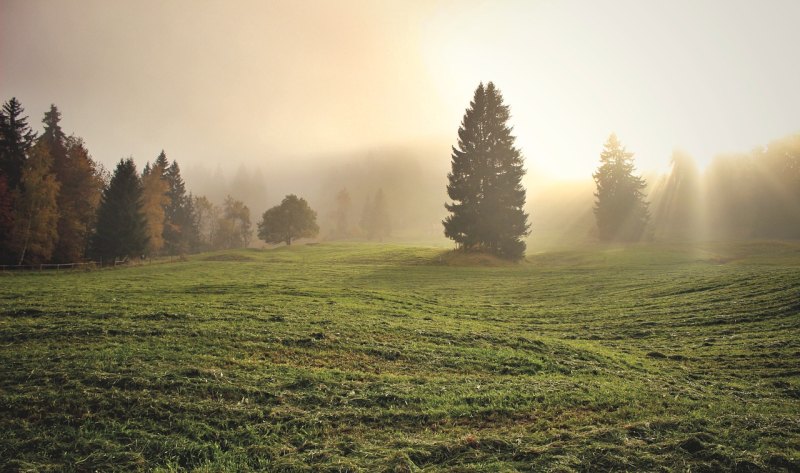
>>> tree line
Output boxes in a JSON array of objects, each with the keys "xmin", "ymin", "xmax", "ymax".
[
  {"xmin": 0, "ymin": 98, "xmax": 324, "ymax": 265},
  {"xmin": 3, "ymin": 90, "xmax": 797, "ymax": 265}
]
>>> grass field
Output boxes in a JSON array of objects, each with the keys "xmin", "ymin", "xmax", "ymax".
[{"xmin": 1, "ymin": 242, "xmax": 799, "ymax": 472}]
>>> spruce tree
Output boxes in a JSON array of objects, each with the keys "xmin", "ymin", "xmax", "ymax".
[
  {"xmin": 90, "ymin": 158, "xmax": 148, "ymax": 263},
  {"xmin": 0, "ymin": 97, "xmax": 37, "ymax": 190},
  {"xmin": 0, "ymin": 98, "xmax": 37, "ymax": 263},
  {"xmin": 443, "ymin": 82, "xmax": 529, "ymax": 259},
  {"xmin": 163, "ymin": 159, "xmax": 193, "ymax": 254},
  {"xmin": 40, "ymin": 105, "xmax": 68, "ymax": 173},
  {"xmin": 592, "ymin": 134, "xmax": 649, "ymax": 241}
]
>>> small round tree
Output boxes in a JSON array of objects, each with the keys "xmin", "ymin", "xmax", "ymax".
[{"xmin": 258, "ymin": 194, "xmax": 319, "ymax": 246}]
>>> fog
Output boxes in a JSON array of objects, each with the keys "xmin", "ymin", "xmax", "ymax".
[{"xmin": 2, "ymin": 0, "xmax": 799, "ymax": 246}]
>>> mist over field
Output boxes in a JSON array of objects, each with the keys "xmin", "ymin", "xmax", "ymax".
[{"xmin": 2, "ymin": 1, "xmax": 800, "ymax": 471}]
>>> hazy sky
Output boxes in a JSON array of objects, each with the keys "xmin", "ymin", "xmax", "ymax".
[{"xmin": 2, "ymin": 0, "xmax": 799, "ymax": 179}]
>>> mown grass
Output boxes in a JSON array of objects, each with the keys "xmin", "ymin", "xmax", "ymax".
[{"xmin": 1, "ymin": 241, "xmax": 799, "ymax": 472}]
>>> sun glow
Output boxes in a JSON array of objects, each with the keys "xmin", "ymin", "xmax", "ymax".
[{"xmin": 420, "ymin": 0, "xmax": 800, "ymax": 180}]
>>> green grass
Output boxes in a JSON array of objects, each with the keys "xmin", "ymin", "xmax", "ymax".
[{"xmin": 1, "ymin": 241, "xmax": 799, "ymax": 472}]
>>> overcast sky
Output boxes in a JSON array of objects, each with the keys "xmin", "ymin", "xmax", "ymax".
[{"xmin": 2, "ymin": 0, "xmax": 799, "ymax": 179}]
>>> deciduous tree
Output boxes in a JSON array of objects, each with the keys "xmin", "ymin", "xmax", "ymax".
[
  {"xmin": 50, "ymin": 136, "xmax": 103, "ymax": 262},
  {"xmin": 8, "ymin": 142, "xmax": 60, "ymax": 264},
  {"xmin": 140, "ymin": 156, "xmax": 169, "ymax": 255},
  {"xmin": 192, "ymin": 195, "xmax": 218, "ymax": 251},
  {"xmin": 258, "ymin": 194, "xmax": 319, "ymax": 246},
  {"xmin": 213, "ymin": 196, "xmax": 252, "ymax": 249}
]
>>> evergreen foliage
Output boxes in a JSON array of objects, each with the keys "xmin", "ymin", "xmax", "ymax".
[
  {"xmin": 0, "ymin": 97, "xmax": 37, "ymax": 190},
  {"xmin": 90, "ymin": 159, "xmax": 148, "ymax": 263},
  {"xmin": 258, "ymin": 194, "xmax": 319, "ymax": 246},
  {"xmin": 40, "ymin": 105, "xmax": 68, "ymax": 171},
  {"xmin": 163, "ymin": 159, "xmax": 195, "ymax": 254},
  {"xmin": 593, "ymin": 134, "xmax": 649, "ymax": 241},
  {"xmin": 443, "ymin": 82, "xmax": 529, "ymax": 259}
]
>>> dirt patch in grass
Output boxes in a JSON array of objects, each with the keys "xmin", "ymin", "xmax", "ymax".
[
  {"xmin": 201, "ymin": 254, "xmax": 255, "ymax": 262},
  {"xmin": 433, "ymin": 250, "xmax": 518, "ymax": 267}
]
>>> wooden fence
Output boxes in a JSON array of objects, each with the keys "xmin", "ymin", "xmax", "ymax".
[{"xmin": 0, "ymin": 261, "xmax": 101, "ymax": 272}]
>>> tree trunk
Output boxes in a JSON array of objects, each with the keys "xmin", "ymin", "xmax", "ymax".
[{"xmin": 17, "ymin": 211, "xmax": 33, "ymax": 266}]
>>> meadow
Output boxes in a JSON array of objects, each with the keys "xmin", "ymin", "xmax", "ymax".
[{"xmin": 1, "ymin": 242, "xmax": 799, "ymax": 472}]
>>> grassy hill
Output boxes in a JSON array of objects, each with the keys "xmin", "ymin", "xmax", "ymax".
[{"xmin": 1, "ymin": 242, "xmax": 799, "ymax": 471}]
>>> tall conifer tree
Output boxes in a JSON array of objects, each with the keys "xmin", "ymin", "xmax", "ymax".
[
  {"xmin": 0, "ymin": 97, "xmax": 37, "ymax": 190},
  {"xmin": 593, "ymin": 134, "xmax": 649, "ymax": 241},
  {"xmin": 0, "ymin": 98, "xmax": 37, "ymax": 262},
  {"xmin": 163, "ymin": 159, "xmax": 194, "ymax": 254},
  {"xmin": 91, "ymin": 158, "xmax": 148, "ymax": 263},
  {"xmin": 443, "ymin": 82, "xmax": 529, "ymax": 259}
]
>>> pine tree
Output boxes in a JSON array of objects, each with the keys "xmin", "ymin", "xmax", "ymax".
[
  {"xmin": 90, "ymin": 158, "xmax": 148, "ymax": 263},
  {"xmin": 8, "ymin": 142, "xmax": 60, "ymax": 265},
  {"xmin": 35, "ymin": 105, "xmax": 103, "ymax": 262},
  {"xmin": 153, "ymin": 150, "xmax": 169, "ymax": 170},
  {"xmin": 443, "ymin": 82, "xmax": 529, "ymax": 259},
  {"xmin": 40, "ymin": 105, "xmax": 68, "ymax": 173},
  {"xmin": 0, "ymin": 97, "xmax": 37, "ymax": 190},
  {"xmin": 592, "ymin": 134, "xmax": 649, "ymax": 241},
  {"xmin": 163, "ymin": 159, "xmax": 193, "ymax": 254},
  {"xmin": 0, "ymin": 98, "xmax": 37, "ymax": 263}
]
